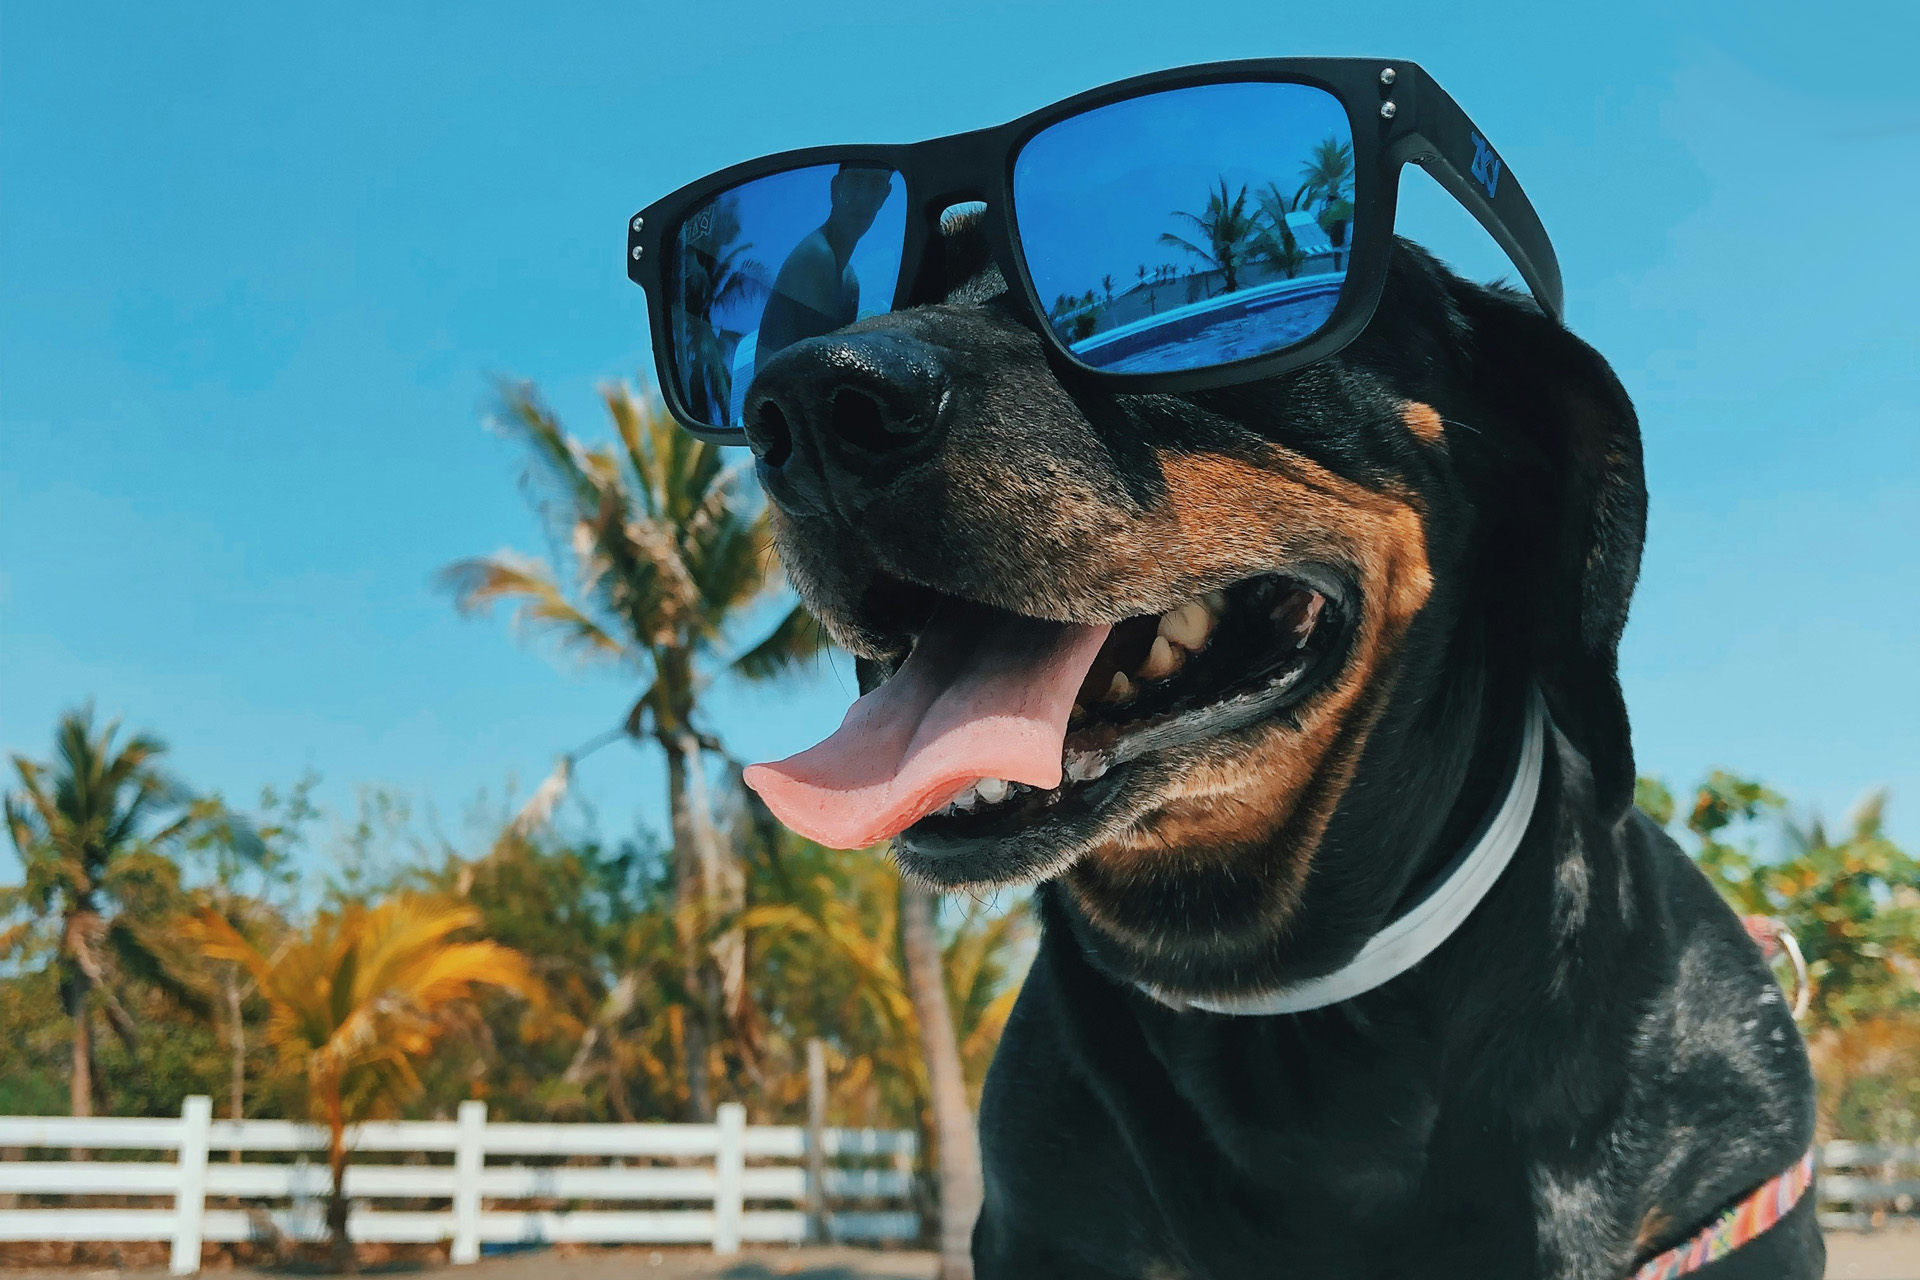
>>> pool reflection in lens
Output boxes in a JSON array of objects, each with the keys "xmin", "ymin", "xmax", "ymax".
[{"xmin": 1014, "ymin": 82, "xmax": 1355, "ymax": 375}]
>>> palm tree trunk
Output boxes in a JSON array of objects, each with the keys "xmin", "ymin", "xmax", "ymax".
[
  {"xmin": 663, "ymin": 739, "xmax": 715, "ymax": 1122},
  {"xmin": 677, "ymin": 731, "xmax": 749, "ymax": 1064},
  {"xmin": 325, "ymin": 1085, "xmax": 356, "ymax": 1274},
  {"xmin": 225, "ymin": 968, "xmax": 246, "ymax": 1162},
  {"xmin": 66, "ymin": 971, "xmax": 93, "ymax": 1120},
  {"xmin": 899, "ymin": 882, "xmax": 980, "ymax": 1280},
  {"xmin": 63, "ymin": 955, "xmax": 94, "ymax": 1160}
]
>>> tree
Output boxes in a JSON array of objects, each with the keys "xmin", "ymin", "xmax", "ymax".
[
  {"xmin": 901, "ymin": 882, "xmax": 982, "ymax": 1280},
  {"xmin": 1637, "ymin": 774, "xmax": 1920, "ymax": 1140},
  {"xmin": 440, "ymin": 382, "xmax": 824, "ymax": 1119},
  {"xmin": 192, "ymin": 895, "xmax": 536, "ymax": 1273},
  {"xmin": 673, "ymin": 194, "xmax": 768, "ymax": 425},
  {"xmin": 1251, "ymin": 183, "xmax": 1308, "ymax": 279},
  {"xmin": 1294, "ymin": 135, "xmax": 1355, "ymax": 263},
  {"xmin": 1, "ymin": 708, "xmax": 212, "ymax": 1122},
  {"xmin": 740, "ymin": 829, "xmax": 1019, "ymax": 1280},
  {"xmin": 182, "ymin": 775, "xmax": 310, "ymax": 1154},
  {"xmin": 1159, "ymin": 178, "xmax": 1261, "ymax": 293},
  {"xmin": 1294, "ymin": 136, "xmax": 1354, "ymax": 220}
]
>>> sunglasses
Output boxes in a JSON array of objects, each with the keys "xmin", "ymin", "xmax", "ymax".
[{"xmin": 626, "ymin": 58, "xmax": 1561, "ymax": 442}]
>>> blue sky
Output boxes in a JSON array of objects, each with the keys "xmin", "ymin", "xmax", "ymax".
[{"xmin": 3, "ymin": 0, "xmax": 1916, "ymax": 881}]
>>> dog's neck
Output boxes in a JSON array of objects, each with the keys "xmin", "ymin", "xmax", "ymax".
[{"xmin": 1139, "ymin": 687, "xmax": 1549, "ymax": 1016}]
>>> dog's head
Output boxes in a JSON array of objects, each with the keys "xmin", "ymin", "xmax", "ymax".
[{"xmin": 743, "ymin": 212, "xmax": 1644, "ymax": 996}]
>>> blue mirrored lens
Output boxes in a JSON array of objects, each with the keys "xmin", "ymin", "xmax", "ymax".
[
  {"xmin": 1014, "ymin": 82, "xmax": 1354, "ymax": 374},
  {"xmin": 670, "ymin": 164, "xmax": 907, "ymax": 428}
]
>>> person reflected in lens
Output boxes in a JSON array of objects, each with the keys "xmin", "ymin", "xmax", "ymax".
[{"xmin": 755, "ymin": 166, "xmax": 895, "ymax": 372}]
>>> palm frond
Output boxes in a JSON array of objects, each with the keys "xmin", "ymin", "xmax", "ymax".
[
  {"xmin": 107, "ymin": 916, "xmax": 213, "ymax": 1019},
  {"xmin": 438, "ymin": 553, "xmax": 627, "ymax": 662},
  {"xmin": 730, "ymin": 604, "xmax": 830, "ymax": 682}
]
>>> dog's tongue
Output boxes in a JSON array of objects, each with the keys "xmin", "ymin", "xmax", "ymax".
[{"xmin": 743, "ymin": 603, "xmax": 1112, "ymax": 849}]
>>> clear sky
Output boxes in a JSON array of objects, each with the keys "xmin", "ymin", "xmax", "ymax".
[{"xmin": 3, "ymin": 0, "xmax": 1916, "ymax": 882}]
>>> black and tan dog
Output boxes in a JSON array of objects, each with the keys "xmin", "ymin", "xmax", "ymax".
[{"xmin": 741, "ymin": 215, "xmax": 1821, "ymax": 1278}]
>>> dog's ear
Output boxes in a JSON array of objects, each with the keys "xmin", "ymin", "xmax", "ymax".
[{"xmin": 1456, "ymin": 286, "xmax": 1647, "ymax": 823}]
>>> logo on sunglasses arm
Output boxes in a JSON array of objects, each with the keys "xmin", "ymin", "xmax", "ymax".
[{"xmin": 1469, "ymin": 131, "xmax": 1502, "ymax": 199}]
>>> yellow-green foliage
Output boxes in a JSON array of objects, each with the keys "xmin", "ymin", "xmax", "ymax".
[{"xmin": 1638, "ymin": 774, "xmax": 1920, "ymax": 1141}]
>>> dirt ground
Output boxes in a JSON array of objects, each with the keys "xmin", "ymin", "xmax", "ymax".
[
  {"xmin": 3, "ymin": 1230, "xmax": 1917, "ymax": 1278},
  {"xmin": 1828, "ymin": 1224, "xmax": 1920, "ymax": 1280}
]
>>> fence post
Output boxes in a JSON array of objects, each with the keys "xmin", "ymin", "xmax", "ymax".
[
  {"xmin": 714, "ymin": 1103, "xmax": 746, "ymax": 1255},
  {"xmin": 805, "ymin": 1039, "xmax": 832, "ymax": 1244},
  {"xmin": 170, "ymin": 1095, "xmax": 213, "ymax": 1276},
  {"xmin": 449, "ymin": 1100, "xmax": 487, "ymax": 1265}
]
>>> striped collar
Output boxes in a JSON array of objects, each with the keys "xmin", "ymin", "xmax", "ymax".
[
  {"xmin": 1633, "ymin": 1149, "xmax": 1816, "ymax": 1278},
  {"xmin": 1143, "ymin": 687, "xmax": 1548, "ymax": 1016}
]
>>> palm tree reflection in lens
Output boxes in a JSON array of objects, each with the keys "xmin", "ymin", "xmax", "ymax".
[
  {"xmin": 676, "ymin": 195, "xmax": 768, "ymax": 427},
  {"xmin": 1158, "ymin": 176, "xmax": 1261, "ymax": 295}
]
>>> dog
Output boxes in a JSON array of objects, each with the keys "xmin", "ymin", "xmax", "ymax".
[{"xmin": 740, "ymin": 212, "xmax": 1822, "ymax": 1279}]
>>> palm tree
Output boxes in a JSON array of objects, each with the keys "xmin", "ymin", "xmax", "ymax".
[
  {"xmin": 742, "ymin": 840, "xmax": 1021, "ymax": 1280},
  {"xmin": 440, "ymin": 382, "xmax": 824, "ymax": 1120},
  {"xmin": 1295, "ymin": 136, "xmax": 1356, "ymax": 255},
  {"xmin": 674, "ymin": 194, "xmax": 769, "ymax": 425},
  {"xmin": 1, "ymin": 708, "xmax": 211, "ymax": 1122},
  {"xmin": 1159, "ymin": 177, "xmax": 1261, "ymax": 293},
  {"xmin": 1251, "ymin": 183, "xmax": 1308, "ymax": 280},
  {"xmin": 1295, "ymin": 136, "xmax": 1355, "ymax": 216},
  {"xmin": 192, "ymin": 895, "xmax": 536, "ymax": 1274},
  {"xmin": 901, "ymin": 882, "xmax": 982, "ymax": 1280}
]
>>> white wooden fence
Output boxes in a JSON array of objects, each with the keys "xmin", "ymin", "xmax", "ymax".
[
  {"xmin": 1818, "ymin": 1142, "xmax": 1920, "ymax": 1230},
  {"xmin": 0, "ymin": 1097, "xmax": 918, "ymax": 1274}
]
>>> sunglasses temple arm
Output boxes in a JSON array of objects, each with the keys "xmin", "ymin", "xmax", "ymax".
[{"xmin": 1391, "ymin": 75, "xmax": 1565, "ymax": 323}]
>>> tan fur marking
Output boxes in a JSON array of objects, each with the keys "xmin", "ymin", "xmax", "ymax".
[
  {"xmin": 1063, "ymin": 448, "xmax": 1433, "ymax": 938},
  {"xmin": 1401, "ymin": 400, "xmax": 1446, "ymax": 443},
  {"xmin": 1634, "ymin": 1208, "xmax": 1671, "ymax": 1253}
]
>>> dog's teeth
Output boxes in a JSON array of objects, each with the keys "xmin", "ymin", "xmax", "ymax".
[
  {"xmin": 1159, "ymin": 601, "xmax": 1214, "ymax": 651},
  {"xmin": 1067, "ymin": 756, "xmax": 1113, "ymax": 786},
  {"xmin": 1138, "ymin": 634, "xmax": 1181, "ymax": 682},
  {"xmin": 1103, "ymin": 671, "xmax": 1136, "ymax": 703},
  {"xmin": 949, "ymin": 784, "xmax": 979, "ymax": 811},
  {"xmin": 1274, "ymin": 590, "xmax": 1326, "ymax": 648},
  {"xmin": 1063, "ymin": 752, "xmax": 1109, "ymax": 785},
  {"xmin": 1200, "ymin": 589, "xmax": 1227, "ymax": 613},
  {"xmin": 975, "ymin": 777, "xmax": 1009, "ymax": 804}
]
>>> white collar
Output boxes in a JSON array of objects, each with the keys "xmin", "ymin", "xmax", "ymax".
[{"xmin": 1144, "ymin": 687, "xmax": 1549, "ymax": 1016}]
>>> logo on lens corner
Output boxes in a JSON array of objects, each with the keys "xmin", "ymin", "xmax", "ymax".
[{"xmin": 1469, "ymin": 131, "xmax": 1502, "ymax": 199}]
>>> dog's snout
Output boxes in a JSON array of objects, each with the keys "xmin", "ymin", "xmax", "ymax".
[{"xmin": 744, "ymin": 331, "xmax": 948, "ymax": 483}]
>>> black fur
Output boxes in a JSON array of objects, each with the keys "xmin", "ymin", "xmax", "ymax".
[{"xmin": 745, "ymin": 216, "xmax": 1820, "ymax": 1278}]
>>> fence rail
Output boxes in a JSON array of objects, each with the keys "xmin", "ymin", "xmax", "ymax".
[
  {"xmin": 12, "ymin": 1104, "xmax": 1912, "ymax": 1271},
  {"xmin": 1818, "ymin": 1142, "xmax": 1920, "ymax": 1231},
  {"xmin": 0, "ymin": 1097, "xmax": 918, "ymax": 1274}
]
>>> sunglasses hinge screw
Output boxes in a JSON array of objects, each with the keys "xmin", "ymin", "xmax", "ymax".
[
  {"xmin": 1379, "ymin": 101, "xmax": 1399, "ymax": 120},
  {"xmin": 631, "ymin": 245, "xmax": 645, "ymax": 260},
  {"xmin": 631, "ymin": 215, "xmax": 645, "ymax": 232},
  {"xmin": 1379, "ymin": 67, "xmax": 1397, "ymax": 86}
]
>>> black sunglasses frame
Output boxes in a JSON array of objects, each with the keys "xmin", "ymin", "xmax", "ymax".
[{"xmin": 626, "ymin": 57, "xmax": 1563, "ymax": 444}]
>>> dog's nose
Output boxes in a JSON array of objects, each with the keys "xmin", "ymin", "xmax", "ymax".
[{"xmin": 743, "ymin": 331, "xmax": 948, "ymax": 487}]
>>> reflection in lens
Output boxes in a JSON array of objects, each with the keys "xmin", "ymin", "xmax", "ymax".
[
  {"xmin": 1013, "ymin": 82, "xmax": 1355, "ymax": 374},
  {"xmin": 670, "ymin": 164, "xmax": 906, "ymax": 428}
]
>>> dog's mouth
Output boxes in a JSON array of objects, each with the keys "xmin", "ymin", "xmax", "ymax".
[{"xmin": 744, "ymin": 571, "xmax": 1351, "ymax": 860}]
